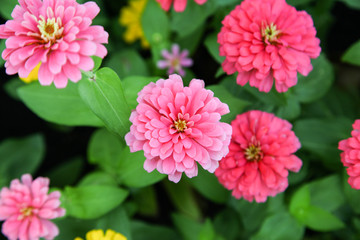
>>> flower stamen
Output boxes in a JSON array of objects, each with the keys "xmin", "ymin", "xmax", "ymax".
[
  {"xmin": 262, "ymin": 23, "xmax": 281, "ymax": 45},
  {"xmin": 37, "ymin": 16, "xmax": 63, "ymax": 43},
  {"xmin": 174, "ymin": 119, "xmax": 187, "ymax": 132},
  {"xmin": 18, "ymin": 206, "xmax": 34, "ymax": 220},
  {"xmin": 245, "ymin": 143, "xmax": 263, "ymax": 162}
]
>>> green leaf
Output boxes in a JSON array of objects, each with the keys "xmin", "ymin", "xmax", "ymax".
[
  {"xmin": 308, "ymin": 175, "xmax": 345, "ymax": 212},
  {"xmin": 47, "ymin": 157, "xmax": 84, "ymax": 188},
  {"xmin": 88, "ymin": 128, "xmax": 125, "ymax": 173},
  {"xmin": 207, "ymin": 85, "xmax": 250, "ymax": 123},
  {"xmin": 204, "ymin": 33, "xmax": 225, "ymax": 64},
  {"xmin": 63, "ymin": 185, "xmax": 129, "ymax": 219},
  {"xmin": 132, "ymin": 220, "xmax": 180, "ymax": 240},
  {"xmin": 198, "ymin": 219, "xmax": 224, "ymax": 240},
  {"xmin": 342, "ymin": 39, "xmax": 360, "ymax": 66},
  {"xmin": 78, "ymin": 171, "xmax": 118, "ymax": 187},
  {"xmin": 3, "ymin": 78, "xmax": 25, "ymax": 100},
  {"xmin": 0, "ymin": 0, "xmax": 17, "ymax": 19},
  {"xmin": 293, "ymin": 118, "xmax": 353, "ymax": 169},
  {"xmin": 54, "ymin": 217, "xmax": 96, "ymax": 240},
  {"xmin": 251, "ymin": 211, "xmax": 304, "ymax": 240},
  {"xmin": 343, "ymin": 170, "xmax": 360, "ymax": 214},
  {"xmin": 165, "ymin": 181, "xmax": 202, "ymax": 220},
  {"xmin": 122, "ymin": 76, "xmax": 158, "ymax": 109},
  {"xmin": 289, "ymin": 185, "xmax": 311, "ymax": 220},
  {"xmin": 213, "ymin": 208, "xmax": 242, "ymax": 240},
  {"xmin": 339, "ymin": 0, "xmax": 360, "ymax": 9},
  {"xmin": 276, "ymin": 94, "xmax": 301, "ymax": 120},
  {"xmin": 287, "ymin": 0, "xmax": 314, "ymax": 6},
  {"xmin": 0, "ymin": 134, "xmax": 45, "ymax": 187},
  {"xmin": 117, "ymin": 147, "xmax": 166, "ymax": 188},
  {"xmin": 105, "ymin": 50, "xmax": 149, "ymax": 78},
  {"xmin": 92, "ymin": 56, "xmax": 103, "ymax": 72},
  {"xmin": 172, "ymin": 213, "xmax": 203, "ymax": 240},
  {"xmin": 78, "ymin": 67, "xmax": 131, "ymax": 137},
  {"xmin": 132, "ymin": 186, "xmax": 158, "ymax": 217},
  {"xmin": 141, "ymin": 0, "xmax": 169, "ymax": 45},
  {"xmin": 0, "ymin": 39, "xmax": 6, "ymax": 66},
  {"xmin": 293, "ymin": 54, "xmax": 334, "ymax": 103},
  {"xmin": 18, "ymin": 81, "xmax": 103, "ymax": 127},
  {"xmin": 300, "ymin": 205, "xmax": 345, "ymax": 231},
  {"xmin": 189, "ymin": 167, "xmax": 230, "ymax": 204}
]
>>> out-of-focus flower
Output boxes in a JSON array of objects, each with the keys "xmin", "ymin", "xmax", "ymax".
[
  {"xmin": 75, "ymin": 229, "xmax": 127, "ymax": 240},
  {"xmin": 119, "ymin": 0, "xmax": 149, "ymax": 48},
  {"xmin": 218, "ymin": 0, "xmax": 321, "ymax": 93},
  {"xmin": 0, "ymin": 174, "xmax": 65, "ymax": 240},
  {"xmin": 125, "ymin": 74, "xmax": 232, "ymax": 183},
  {"xmin": 156, "ymin": 0, "xmax": 207, "ymax": 12},
  {"xmin": 157, "ymin": 44, "xmax": 193, "ymax": 76},
  {"xmin": 0, "ymin": 0, "xmax": 108, "ymax": 88},
  {"xmin": 339, "ymin": 120, "xmax": 360, "ymax": 189},
  {"xmin": 19, "ymin": 62, "xmax": 41, "ymax": 83},
  {"xmin": 215, "ymin": 110, "xmax": 302, "ymax": 202}
]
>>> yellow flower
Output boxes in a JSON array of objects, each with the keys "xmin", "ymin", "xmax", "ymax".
[
  {"xmin": 19, "ymin": 63, "xmax": 41, "ymax": 83},
  {"xmin": 75, "ymin": 229, "xmax": 127, "ymax": 240},
  {"xmin": 119, "ymin": 0, "xmax": 149, "ymax": 48}
]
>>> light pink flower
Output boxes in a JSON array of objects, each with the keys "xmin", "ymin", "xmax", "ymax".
[
  {"xmin": 157, "ymin": 44, "xmax": 193, "ymax": 77},
  {"xmin": 0, "ymin": 174, "xmax": 65, "ymax": 240},
  {"xmin": 0, "ymin": 0, "xmax": 108, "ymax": 88},
  {"xmin": 218, "ymin": 0, "xmax": 321, "ymax": 92},
  {"xmin": 156, "ymin": 0, "xmax": 207, "ymax": 12},
  {"xmin": 125, "ymin": 74, "xmax": 232, "ymax": 183},
  {"xmin": 339, "ymin": 120, "xmax": 360, "ymax": 189},
  {"xmin": 215, "ymin": 110, "xmax": 302, "ymax": 202}
]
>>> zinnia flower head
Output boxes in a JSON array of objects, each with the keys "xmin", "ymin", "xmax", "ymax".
[
  {"xmin": 157, "ymin": 44, "xmax": 193, "ymax": 76},
  {"xmin": 218, "ymin": 0, "xmax": 321, "ymax": 93},
  {"xmin": 75, "ymin": 229, "xmax": 127, "ymax": 240},
  {"xmin": 339, "ymin": 120, "xmax": 360, "ymax": 189},
  {"xmin": 156, "ymin": 0, "xmax": 207, "ymax": 12},
  {"xmin": 215, "ymin": 110, "xmax": 302, "ymax": 202},
  {"xmin": 0, "ymin": 174, "xmax": 65, "ymax": 240},
  {"xmin": 0, "ymin": 0, "xmax": 108, "ymax": 88},
  {"xmin": 125, "ymin": 74, "xmax": 232, "ymax": 183},
  {"xmin": 19, "ymin": 62, "xmax": 41, "ymax": 83},
  {"xmin": 119, "ymin": 0, "xmax": 149, "ymax": 48}
]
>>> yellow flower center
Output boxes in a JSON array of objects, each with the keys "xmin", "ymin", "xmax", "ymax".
[
  {"xmin": 74, "ymin": 229, "xmax": 127, "ymax": 240},
  {"xmin": 18, "ymin": 206, "xmax": 34, "ymax": 220},
  {"xmin": 171, "ymin": 58, "xmax": 180, "ymax": 68},
  {"xmin": 37, "ymin": 16, "xmax": 62, "ymax": 43},
  {"xmin": 262, "ymin": 23, "xmax": 281, "ymax": 44},
  {"xmin": 245, "ymin": 143, "xmax": 263, "ymax": 162},
  {"xmin": 174, "ymin": 119, "xmax": 187, "ymax": 132}
]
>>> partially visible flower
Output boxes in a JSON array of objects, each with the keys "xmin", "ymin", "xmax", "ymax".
[
  {"xmin": 75, "ymin": 229, "xmax": 127, "ymax": 240},
  {"xmin": 125, "ymin": 74, "xmax": 232, "ymax": 183},
  {"xmin": 218, "ymin": 0, "xmax": 321, "ymax": 92},
  {"xmin": 20, "ymin": 62, "xmax": 41, "ymax": 83},
  {"xmin": 215, "ymin": 110, "xmax": 302, "ymax": 202},
  {"xmin": 157, "ymin": 44, "xmax": 193, "ymax": 76},
  {"xmin": 0, "ymin": 0, "xmax": 108, "ymax": 88},
  {"xmin": 156, "ymin": 0, "xmax": 207, "ymax": 12},
  {"xmin": 119, "ymin": 0, "xmax": 149, "ymax": 48},
  {"xmin": 0, "ymin": 174, "xmax": 65, "ymax": 240},
  {"xmin": 339, "ymin": 120, "xmax": 360, "ymax": 189}
]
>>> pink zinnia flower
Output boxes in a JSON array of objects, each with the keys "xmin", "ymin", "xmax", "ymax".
[
  {"xmin": 157, "ymin": 44, "xmax": 193, "ymax": 77},
  {"xmin": 215, "ymin": 110, "xmax": 302, "ymax": 202},
  {"xmin": 156, "ymin": 0, "xmax": 207, "ymax": 12},
  {"xmin": 0, "ymin": 174, "xmax": 65, "ymax": 240},
  {"xmin": 0, "ymin": 0, "xmax": 108, "ymax": 88},
  {"xmin": 125, "ymin": 74, "xmax": 232, "ymax": 183},
  {"xmin": 218, "ymin": 0, "xmax": 321, "ymax": 92},
  {"xmin": 339, "ymin": 120, "xmax": 360, "ymax": 189}
]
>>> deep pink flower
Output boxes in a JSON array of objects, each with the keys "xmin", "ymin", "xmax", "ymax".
[
  {"xmin": 157, "ymin": 44, "xmax": 193, "ymax": 76},
  {"xmin": 339, "ymin": 120, "xmax": 360, "ymax": 189},
  {"xmin": 156, "ymin": 0, "xmax": 207, "ymax": 12},
  {"xmin": 125, "ymin": 74, "xmax": 232, "ymax": 183},
  {"xmin": 0, "ymin": 174, "xmax": 65, "ymax": 240},
  {"xmin": 218, "ymin": 0, "xmax": 321, "ymax": 92},
  {"xmin": 0, "ymin": 0, "xmax": 108, "ymax": 88},
  {"xmin": 215, "ymin": 110, "xmax": 302, "ymax": 202}
]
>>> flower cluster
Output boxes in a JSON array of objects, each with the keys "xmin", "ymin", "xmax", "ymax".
[
  {"xmin": 339, "ymin": 120, "xmax": 360, "ymax": 189},
  {"xmin": 215, "ymin": 110, "xmax": 302, "ymax": 202},
  {"xmin": 0, "ymin": 0, "xmax": 108, "ymax": 88},
  {"xmin": 125, "ymin": 74, "xmax": 232, "ymax": 183},
  {"xmin": 218, "ymin": 0, "xmax": 321, "ymax": 92},
  {"xmin": 0, "ymin": 174, "xmax": 65, "ymax": 240}
]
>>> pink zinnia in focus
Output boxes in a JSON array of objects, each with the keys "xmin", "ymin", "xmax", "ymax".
[
  {"xmin": 339, "ymin": 120, "xmax": 360, "ymax": 189},
  {"xmin": 156, "ymin": 0, "xmax": 207, "ymax": 12},
  {"xmin": 0, "ymin": 0, "xmax": 108, "ymax": 88},
  {"xmin": 0, "ymin": 174, "xmax": 65, "ymax": 240},
  {"xmin": 157, "ymin": 44, "xmax": 193, "ymax": 77},
  {"xmin": 215, "ymin": 110, "xmax": 302, "ymax": 202},
  {"xmin": 218, "ymin": 0, "xmax": 321, "ymax": 92},
  {"xmin": 125, "ymin": 74, "xmax": 232, "ymax": 183}
]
